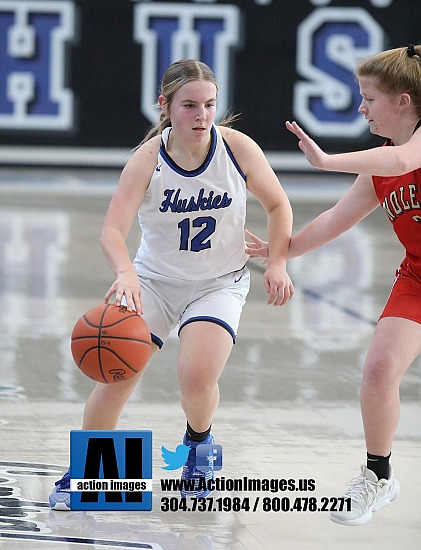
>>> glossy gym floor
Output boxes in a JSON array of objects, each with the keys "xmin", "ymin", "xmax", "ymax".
[{"xmin": 0, "ymin": 168, "xmax": 420, "ymax": 549}]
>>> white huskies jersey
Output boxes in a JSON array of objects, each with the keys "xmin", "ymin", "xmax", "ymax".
[{"xmin": 133, "ymin": 124, "xmax": 248, "ymax": 280}]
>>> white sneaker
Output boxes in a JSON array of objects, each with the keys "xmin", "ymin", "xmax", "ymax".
[{"xmin": 330, "ymin": 465, "xmax": 400, "ymax": 526}]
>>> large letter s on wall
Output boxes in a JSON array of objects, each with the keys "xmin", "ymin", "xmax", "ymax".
[{"xmin": 293, "ymin": 8, "xmax": 383, "ymax": 138}]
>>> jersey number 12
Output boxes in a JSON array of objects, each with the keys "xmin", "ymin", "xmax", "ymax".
[{"xmin": 178, "ymin": 216, "xmax": 216, "ymax": 252}]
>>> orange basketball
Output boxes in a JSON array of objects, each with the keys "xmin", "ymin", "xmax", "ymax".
[{"xmin": 71, "ymin": 304, "xmax": 152, "ymax": 383}]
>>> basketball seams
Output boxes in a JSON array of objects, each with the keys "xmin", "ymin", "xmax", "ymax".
[
  {"xmin": 98, "ymin": 348, "xmax": 140, "ymax": 374},
  {"xmin": 78, "ymin": 347, "xmax": 141, "ymax": 382},
  {"xmin": 72, "ymin": 335, "xmax": 152, "ymax": 346},
  {"xmin": 97, "ymin": 343, "xmax": 106, "ymax": 382},
  {"xmin": 97, "ymin": 304, "xmax": 110, "ymax": 362},
  {"xmin": 83, "ymin": 312, "xmax": 142, "ymax": 330}
]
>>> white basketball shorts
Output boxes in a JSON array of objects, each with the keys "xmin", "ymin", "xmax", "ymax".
[{"xmin": 137, "ymin": 265, "xmax": 250, "ymax": 348}]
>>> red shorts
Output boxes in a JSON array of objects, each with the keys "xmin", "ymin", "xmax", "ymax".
[{"xmin": 380, "ymin": 271, "xmax": 421, "ymax": 324}]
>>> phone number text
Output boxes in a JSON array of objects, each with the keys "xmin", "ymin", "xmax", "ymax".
[{"xmin": 161, "ymin": 496, "xmax": 351, "ymax": 513}]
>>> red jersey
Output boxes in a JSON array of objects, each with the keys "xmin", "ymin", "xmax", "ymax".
[{"xmin": 372, "ymin": 147, "xmax": 421, "ymax": 284}]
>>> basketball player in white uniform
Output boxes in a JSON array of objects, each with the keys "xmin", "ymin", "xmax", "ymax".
[
  {"xmin": 49, "ymin": 59, "xmax": 294, "ymax": 508},
  {"xmin": 133, "ymin": 123, "xmax": 251, "ymax": 349}
]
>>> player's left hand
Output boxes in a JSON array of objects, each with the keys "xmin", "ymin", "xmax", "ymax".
[{"xmin": 263, "ymin": 263, "xmax": 294, "ymax": 306}]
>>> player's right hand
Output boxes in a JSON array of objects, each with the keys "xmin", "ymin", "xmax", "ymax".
[{"xmin": 104, "ymin": 270, "xmax": 143, "ymax": 315}]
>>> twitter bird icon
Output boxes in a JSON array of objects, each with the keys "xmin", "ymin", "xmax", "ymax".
[{"xmin": 161, "ymin": 444, "xmax": 191, "ymax": 470}]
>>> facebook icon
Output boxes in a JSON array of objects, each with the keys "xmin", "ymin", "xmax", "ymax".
[{"xmin": 196, "ymin": 444, "xmax": 223, "ymax": 473}]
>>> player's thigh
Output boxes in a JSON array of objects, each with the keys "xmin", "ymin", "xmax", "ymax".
[{"xmin": 177, "ymin": 321, "xmax": 233, "ymax": 386}]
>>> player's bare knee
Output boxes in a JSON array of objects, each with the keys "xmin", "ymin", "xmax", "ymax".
[{"xmin": 363, "ymin": 353, "xmax": 401, "ymax": 389}]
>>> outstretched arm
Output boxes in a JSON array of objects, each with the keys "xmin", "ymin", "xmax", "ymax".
[
  {"xmin": 288, "ymin": 173, "xmax": 378, "ymax": 258},
  {"xmin": 246, "ymin": 174, "xmax": 379, "ymax": 260},
  {"xmin": 286, "ymin": 120, "xmax": 421, "ymax": 176}
]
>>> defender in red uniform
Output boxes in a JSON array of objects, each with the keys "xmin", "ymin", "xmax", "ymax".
[{"xmin": 246, "ymin": 45, "xmax": 421, "ymax": 525}]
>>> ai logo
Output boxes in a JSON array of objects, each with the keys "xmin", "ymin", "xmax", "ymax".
[
  {"xmin": 133, "ymin": 2, "xmax": 242, "ymax": 124},
  {"xmin": 70, "ymin": 430, "xmax": 153, "ymax": 511},
  {"xmin": 0, "ymin": 0, "xmax": 75, "ymax": 130}
]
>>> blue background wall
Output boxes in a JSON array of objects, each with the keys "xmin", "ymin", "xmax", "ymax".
[{"xmin": 0, "ymin": 0, "xmax": 418, "ymax": 166}]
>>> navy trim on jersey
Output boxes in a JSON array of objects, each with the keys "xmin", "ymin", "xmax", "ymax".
[
  {"xmin": 178, "ymin": 316, "xmax": 236, "ymax": 342},
  {"xmin": 223, "ymin": 139, "xmax": 246, "ymax": 181},
  {"xmin": 159, "ymin": 125, "xmax": 217, "ymax": 177},
  {"xmin": 151, "ymin": 333, "xmax": 163, "ymax": 349}
]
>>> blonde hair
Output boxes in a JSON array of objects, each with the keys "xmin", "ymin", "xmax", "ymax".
[
  {"xmin": 355, "ymin": 45, "xmax": 421, "ymax": 116},
  {"xmin": 136, "ymin": 59, "xmax": 238, "ymax": 148}
]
